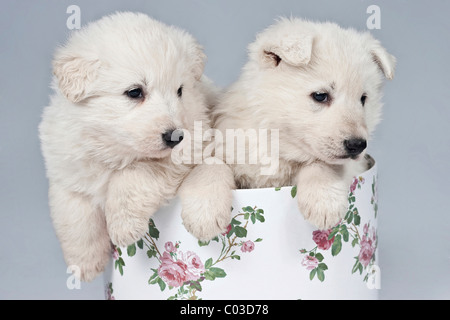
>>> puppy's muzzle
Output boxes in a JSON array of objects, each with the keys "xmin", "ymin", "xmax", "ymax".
[
  {"xmin": 162, "ymin": 129, "xmax": 184, "ymax": 148},
  {"xmin": 344, "ymin": 138, "xmax": 367, "ymax": 157}
]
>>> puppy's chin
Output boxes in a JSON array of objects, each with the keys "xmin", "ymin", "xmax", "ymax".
[
  {"xmin": 144, "ymin": 148, "xmax": 173, "ymax": 160},
  {"xmin": 321, "ymin": 152, "xmax": 366, "ymax": 165}
]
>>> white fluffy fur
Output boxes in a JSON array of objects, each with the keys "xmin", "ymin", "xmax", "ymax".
[
  {"xmin": 212, "ymin": 18, "xmax": 395, "ymax": 229},
  {"xmin": 39, "ymin": 12, "xmax": 221, "ymax": 281}
]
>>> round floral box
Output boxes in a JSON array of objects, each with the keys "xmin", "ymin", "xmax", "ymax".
[{"xmin": 104, "ymin": 159, "xmax": 379, "ymax": 300}]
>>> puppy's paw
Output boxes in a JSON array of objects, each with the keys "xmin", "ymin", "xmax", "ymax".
[
  {"xmin": 178, "ymin": 163, "xmax": 235, "ymax": 241},
  {"xmin": 107, "ymin": 214, "xmax": 149, "ymax": 248},
  {"xmin": 76, "ymin": 256, "xmax": 109, "ymax": 282},
  {"xmin": 181, "ymin": 199, "xmax": 232, "ymax": 241},
  {"xmin": 66, "ymin": 242, "xmax": 112, "ymax": 282},
  {"xmin": 297, "ymin": 186, "xmax": 348, "ymax": 230}
]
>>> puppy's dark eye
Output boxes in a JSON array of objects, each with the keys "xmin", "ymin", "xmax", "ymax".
[
  {"xmin": 311, "ymin": 92, "xmax": 329, "ymax": 103},
  {"xmin": 126, "ymin": 88, "xmax": 143, "ymax": 99},
  {"xmin": 177, "ymin": 85, "xmax": 183, "ymax": 98},
  {"xmin": 360, "ymin": 94, "xmax": 367, "ymax": 106}
]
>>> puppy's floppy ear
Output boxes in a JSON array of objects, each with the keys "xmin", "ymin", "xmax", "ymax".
[
  {"xmin": 52, "ymin": 49, "xmax": 101, "ymax": 103},
  {"xmin": 370, "ymin": 40, "xmax": 396, "ymax": 80},
  {"xmin": 258, "ymin": 34, "xmax": 314, "ymax": 68}
]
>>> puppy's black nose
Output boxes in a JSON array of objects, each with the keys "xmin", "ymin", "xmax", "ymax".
[
  {"xmin": 344, "ymin": 138, "xmax": 367, "ymax": 156},
  {"xmin": 162, "ymin": 129, "xmax": 184, "ymax": 148}
]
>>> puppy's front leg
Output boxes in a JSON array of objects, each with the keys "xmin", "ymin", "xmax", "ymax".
[
  {"xmin": 49, "ymin": 187, "xmax": 111, "ymax": 282},
  {"xmin": 179, "ymin": 162, "xmax": 235, "ymax": 241},
  {"xmin": 296, "ymin": 162, "xmax": 351, "ymax": 230},
  {"xmin": 105, "ymin": 163, "xmax": 164, "ymax": 247}
]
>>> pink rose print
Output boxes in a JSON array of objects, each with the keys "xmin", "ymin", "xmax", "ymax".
[
  {"xmin": 158, "ymin": 252, "xmax": 189, "ymax": 287},
  {"xmin": 350, "ymin": 178, "xmax": 358, "ymax": 193},
  {"xmin": 181, "ymin": 251, "xmax": 205, "ymax": 281},
  {"xmin": 350, "ymin": 176, "xmax": 365, "ymax": 193},
  {"xmin": 157, "ymin": 248, "xmax": 205, "ymax": 288},
  {"xmin": 363, "ymin": 224, "xmax": 369, "ymax": 235},
  {"xmin": 358, "ymin": 236, "xmax": 375, "ymax": 267},
  {"xmin": 312, "ymin": 229, "xmax": 335, "ymax": 250},
  {"xmin": 222, "ymin": 224, "xmax": 232, "ymax": 236},
  {"xmin": 241, "ymin": 240, "xmax": 255, "ymax": 253},
  {"xmin": 359, "ymin": 225, "xmax": 377, "ymax": 267},
  {"xmin": 164, "ymin": 241, "xmax": 177, "ymax": 253},
  {"xmin": 132, "ymin": 207, "xmax": 265, "ymax": 299},
  {"xmin": 301, "ymin": 255, "xmax": 319, "ymax": 270}
]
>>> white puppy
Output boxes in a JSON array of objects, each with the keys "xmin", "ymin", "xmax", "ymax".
[
  {"xmin": 39, "ymin": 12, "xmax": 217, "ymax": 281},
  {"xmin": 212, "ymin": 18, "xmax": 395, "ymax": 230}
]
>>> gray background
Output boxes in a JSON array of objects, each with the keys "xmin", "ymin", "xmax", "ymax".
[{"xmin": 1, "ymin": 0, "xmax": 449, "ymax": 299}]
